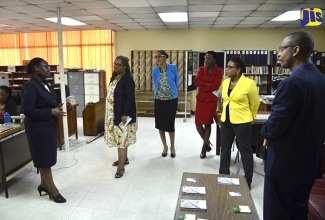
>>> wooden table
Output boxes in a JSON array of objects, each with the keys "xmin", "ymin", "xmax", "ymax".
[
  {"xmin": 174, "ymin": 172, "xmax": 259, "ymax": 220},
  {"xmin": 214, "ymin": 111, "xmax": 270, "ymax": 155},
  {"xmin": 0, "ymin": 125, "xmax": 32, "ymax": 198}
]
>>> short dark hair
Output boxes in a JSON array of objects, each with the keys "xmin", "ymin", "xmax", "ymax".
[
  {"xmin": 206, "ymin": 51, "xmax": 218, "ymax": 61},
  {"xmin": 26, "ymin": 57, "xmax": 46, "ymax": 74},
  {"xmin": 157, "ymin": 50, "xmax": 169, "ymax": 59},
  {"xmin": 286, "ymin": 31, "xmax": 314, "ymax": 58},
  {"xmin": 0, "ymin": 85, "xmax": 12, "ymax": 102},
  {"xmin": 230, "ymin": 56, "xmax": 246, "ymax": 74}
]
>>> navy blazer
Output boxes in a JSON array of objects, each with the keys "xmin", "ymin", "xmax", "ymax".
[
  {"xmin": 261, "ymin": 62, "xmax": 325, "ymax": 185},
  {"xmin": 113, "ymin": 73, "xmax": 136, "ymax": 125},
  {"xmin": 22, "ymin": 76, "xmax": 58, "ymax": 127}
]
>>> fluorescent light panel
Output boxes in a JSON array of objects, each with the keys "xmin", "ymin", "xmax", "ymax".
[
  {"xmin": 45, "ymin": 17, "xmax": 86, "ymax": 26},
  {"xmin": 158, "ymin": 12, "xmax": 188, "ymax": 22},
  {"xmin": 271, "ymin": 11, "xmax": 300, "ymax": 21}
]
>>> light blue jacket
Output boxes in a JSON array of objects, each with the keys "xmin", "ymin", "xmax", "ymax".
[{"xmin": 152, "ymin": 63, "xmax": 178, "ymax": 99}]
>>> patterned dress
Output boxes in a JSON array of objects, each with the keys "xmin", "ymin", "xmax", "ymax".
[{"xmin": 104, "ymin": 78, "xmax": 136, "ymax": 148}]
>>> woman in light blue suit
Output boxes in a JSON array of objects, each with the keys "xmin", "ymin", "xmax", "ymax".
[{"xmin": 152, "ymin": 50, "xmax": 178, "ymax": 158}]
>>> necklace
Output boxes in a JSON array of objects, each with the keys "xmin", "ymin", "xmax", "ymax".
[{"xmin": 231, "ymin": 80, "xmax": 237, "ymax": 85}]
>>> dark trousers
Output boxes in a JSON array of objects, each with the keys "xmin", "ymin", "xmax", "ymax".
[
  {"xmin": 264, "ymin": 175, "xmax": 313, "ymax": 220},
  {"xmin": 219, "ymin": 121, "xmax": 253, "ymax": 186}
]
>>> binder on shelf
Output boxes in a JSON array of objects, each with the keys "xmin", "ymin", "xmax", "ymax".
[
  {"xmin": 261, "ymin": 50, "xmax": 268, "ymax": 65},
  {"xmin": 320, "ymin": 52, "xmax": 325, "ymax": 65},
  {"xmin": 248, "ymin": 50, "xmax": 253, "ymax": 64},
  {"xmin": 241, "ymin": 50, "xmax": 246, "ymax": 63},
  {"xmin": 270, "ymin": 50, "xmax": 278, "ymax": 65},
  {"xmin": 256, "ymin": 51, "xmax": 261, "ymax": 65},
  {"xmin": 312, "ymin": 50, "xmax": 318, "ymax": 64}
]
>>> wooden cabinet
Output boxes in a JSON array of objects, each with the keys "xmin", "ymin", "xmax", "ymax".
[
  {"xmin": 83, "ymin": 98, "xmax": 105, "ymax": 136},
  {"xmin": 57, "ymin": 104, "xmax": 78, "ymax": 150}
]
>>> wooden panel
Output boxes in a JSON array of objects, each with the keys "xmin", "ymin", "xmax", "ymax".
[
  {"xmin": 83, "ymin": 98, "xmax": 105, "ymax": 136},
  {"xmin": 57, "ymin": 104, "xmax": 78, "ymax": 149}
]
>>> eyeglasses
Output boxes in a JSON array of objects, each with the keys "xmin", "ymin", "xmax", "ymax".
[
  {"xmin": 279, "ymin": 45, "xmax": 297, "ymax": 52},
  {"xmin": 154, "ymin": 55, "xmax": 165, "ymax": 59},
  {"xmin": 114, "ymin": 63, "xmax": 125, "ymax": 67},
  {"xmin": 226, "ymin": 65, "xmax": 237, "ymax": 69},
  {"xmin": 39, "ymin": 64, "xmax": 50, "ymax": 69}
]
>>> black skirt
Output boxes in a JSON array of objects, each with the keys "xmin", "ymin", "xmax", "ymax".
[
  {"xmin": 154, "ymin": 98, "xmax": 178, "ymax": 132},
  {"xmin": 25, "ymin": 125, "xmax": 57, "ymax": 168}
]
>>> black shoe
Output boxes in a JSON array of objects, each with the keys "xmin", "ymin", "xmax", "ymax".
[
  {"xmin": 206, "ymin": 141, "xmax": 213, "ymax": 152},
  {"xmin": 200, "ymin": 152, "xmax": 206, "ymax": 159},
  {"xmin": 162, "ymin": 148, "xmax": 168, "ymax": 157},
  {"xmin": 112, "ymin": 159, "xmax": 129, "ymax": 166},
  {"xmin": 49, "ymin": 193, "xmax": 66, "ymax": 203},
  {"xmin": 170, "ymin": 153, "xmax": 176, "ymax": 158},
  {"xmin": 37, "ymin": 185, "xmax": 49, "ymax": 196}
]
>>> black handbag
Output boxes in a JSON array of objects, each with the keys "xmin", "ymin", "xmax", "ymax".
[{"xmin": 256, "ymin": 141, "xmax": 267, "ymax": 160}]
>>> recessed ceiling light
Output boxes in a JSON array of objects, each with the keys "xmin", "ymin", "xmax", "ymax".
[
  {"xmin": 271, "ymin": 11, "xmax": 300, "ymax": 21},
  {"xmin": 45, "ymin": 17, "xmax": 86, "ymax": 26},
  {"xmin": 158, "ymin": 12, "xmax": 188, "ymax": 22}
]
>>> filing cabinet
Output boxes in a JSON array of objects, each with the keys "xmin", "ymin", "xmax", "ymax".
[{"xmin": 68, "ymin": 72, "xmax": 85, "ymax": 117}]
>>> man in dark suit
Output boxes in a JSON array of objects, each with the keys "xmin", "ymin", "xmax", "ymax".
[{"xmin": 261, "ymin": 32, "xmax": 325, "ymax": 220}]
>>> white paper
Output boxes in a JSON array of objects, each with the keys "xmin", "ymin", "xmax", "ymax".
[
  {"xmin": 186, "ymin": 177, "xmax": 197, "ymax": 183},
  {"xmin": 239, "ymin": 206, "xmax": 252, "ymax": 213},
  {"xmin": 229, "ymin": 192, "xmax": 242, "ymax": 196},
  {"xmin": 217, "ymin": 177, "xmax": 240, "ymax": 185},
  {"xmin": 180, "ymin": 199, "xmax": 207, "ymax": 209},
  {"xmin": 182, "ymin": 186, "xmax": 206, "ymax": 194},
  {"xmin": 212, "ymin": 90, "xmax": 221, "ymax": 98}
]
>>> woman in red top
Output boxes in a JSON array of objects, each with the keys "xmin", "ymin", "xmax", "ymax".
[{"xmin": 194, "ymin": 51, "xmax": 223, "ymax": 159}]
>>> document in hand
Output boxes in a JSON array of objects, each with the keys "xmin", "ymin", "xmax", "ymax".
[
  {"xmin": 182, "ymin": 186, "xmax": 206, "ymax": 194},
  {"xmin": 180, "ymin": 199, "xmax": 207, "ymax": 210},
  {"xmin": 217, "ymin": 177, "xmax": 240, "ymax": 185}
]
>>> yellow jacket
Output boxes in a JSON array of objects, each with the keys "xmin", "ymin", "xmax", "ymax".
[{"xmin": 220, "ymin": 75, "xmax": 260, "ymax": 124}]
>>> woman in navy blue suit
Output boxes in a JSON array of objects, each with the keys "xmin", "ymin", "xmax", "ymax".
[{"xmin": 22, "ymin": 57, "xmax": 66, "ymax": 203}]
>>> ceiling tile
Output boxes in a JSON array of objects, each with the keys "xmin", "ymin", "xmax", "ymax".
[
  {"xmin": 128, "ymin": 14, "xmax": 159, "ymax": 19},
  {"xmin": 189, "ymin": 0, "xmax": 227, "ymax": 4},
  {"xmin": 71, "ymin": 16, "xmax": 103, "ymax": 21},
  {"xmin": 119, "ymin": 7, "xmax": 155, "ymax": 14},
  {"xmin": 4, "ymin": 5, "xmax": 47, "ymax": 13},
  {"xmin": 189, "ymin": 5, "xmax": 223, "ymax": 12},
  {"xmin": 223, "ymin": 4, "xmax": 260, "ymax": 11},
  {"xmin": 217, "ymin": 17, "xmax": 245, "ymax": 21},
  {"xmin": 87, "ymin": 8, "xmax": 121, "ymax": 15},
  {"xmin": 69, "ymin": 1, "xmax": 114, "ymax": 9},
  {"xmin": 189, "ymin": 17, "xmax": 216, "ymax": 22},
  {"xmin": 148, "ymin": 0, "xmax": 187, "ymax": 7},
  {"xmin": 189, "ymin": 12, "xmax": 219, "ymax": 17},
  {"xmin": 108, "ymin": 0, "xmax": 150, "ymax": 7},
  {"xmin": 153, "ymin": 6, "xmax": 188, "ymax": 12},
  {"xmin": 27, "ymin": 11, "xmax": 58, "ymax": 18},
  {"xmin": 0, "ymin": 0, "xmax": 28, "ymax": 6},
  {"xmin": 219, "ymin": 11, "xmax": 252, "ymax": 17},
  {"xmin": 257, "ymin": 3, "xmax": 299, "ymax": 11}
]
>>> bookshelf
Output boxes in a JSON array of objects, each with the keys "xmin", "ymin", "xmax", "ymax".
[
  {"xmin": 131, "ymin": 50, "xmax": 190, "ymax": 117},
  {"xmin": 0, "ymin": 65, "xmax": 58, "ymax": 90}
]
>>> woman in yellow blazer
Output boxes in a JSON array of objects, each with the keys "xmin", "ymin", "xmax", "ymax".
[{"xmin": 219, "ymin": 56, "xmax": 260, "ymax": 189}]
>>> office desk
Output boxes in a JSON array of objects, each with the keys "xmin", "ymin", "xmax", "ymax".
[
  {"xmin": 174, "ymin": 172, "xmax": 259, "ymax": 220},
  {"xmin": 214, "ymin": 111, "xmax": 270, "ymax": 155},
  {"xmin": 57, "ymin": 104, "xmax": 78, "ymax": 150},
  {"xmin": 0, "ymin": 126, "xmax": 31, "ymax": 198}
]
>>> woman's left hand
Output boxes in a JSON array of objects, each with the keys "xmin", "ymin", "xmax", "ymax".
[{"xmin": 121, "ymin": 115, "xmax": 127, "ymax": 123}]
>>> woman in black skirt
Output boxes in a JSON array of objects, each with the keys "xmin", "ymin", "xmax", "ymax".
[
  {"xmin": 22, "ymin": 57, "xmax": 66, "ymax": 203},
  {"xmin": 152, "ymin": 50, "xmax": 178, "ymax": 158}
]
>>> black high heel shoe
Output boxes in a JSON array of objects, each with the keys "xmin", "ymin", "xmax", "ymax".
[
  {"xmin": 49, "ymin": 193, "xmax": 66, "ymax": 203},
  {"xmin": 206, "ymin": 141, "xmax": 213, "ymax": 152},
  {"xmin": 162, "ymin": 148, "xmax": 168, "ymax": 157},
  {"xmin": 200, "ymin": 152, "xmax": 206, "ymax": 159},
  {"xmin": 37, "ymin": 185, "xmax": 49, "ymax": 196}
]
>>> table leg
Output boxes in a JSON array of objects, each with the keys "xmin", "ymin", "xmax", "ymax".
[
  {"xmin": 0, "ymin": 146, "xmax": 9, "ymax": 198},
  {"xmin": 216, "ymin": 124, "xmax": 220, "ymax": 155}
]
